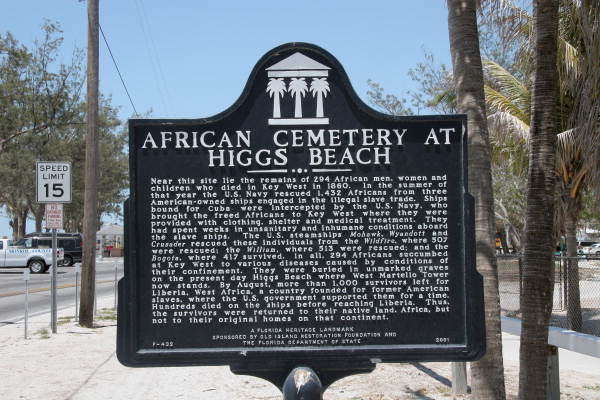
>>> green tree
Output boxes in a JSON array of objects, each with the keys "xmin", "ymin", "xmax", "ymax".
[
  {"xmin": 62, "ymin": 98, "xmax": 128, "ymax": 232},
  {"xmin": 366, "ymin": 79, "xmax": 413, "ymax": 115},
  {"xmin": 0, "ymin": 22, "xmax": 84, "ymax": 239},
  {"xmin": 492, "ymin": 162, "xmax": 527, "ymax": 252},
  {"xmin": 0, "ymin": 144, "xmax": 32, "ymax": 240},
  {"xmin": 0, "ymin": 24, "xmax": 128, "ymax": 240},
  {"xmin": 0, "ymin": 22, "xmax": 83, "ymax": 153},
  {"xmin": 0, "ymin": 99, "xmax": 127, "ymax": 238},
  {"xmin": 579, "ymin": 189, "xmax": 600, "ymax": 232},
  {"xmin": 407, "ymin": 51, "xmax": 456, "ymax": 114},
  {"xmin": 366, "ymin": 51, "xmax": 454, "ymax": 116},
  {"xmin": 484, "ymin": 59, "xmax": 530, "ymax": 254}
]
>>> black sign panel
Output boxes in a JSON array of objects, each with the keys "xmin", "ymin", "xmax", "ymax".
[{"xmin": 117, "ymin": 43, "xmax": 484, "ymax": 370}]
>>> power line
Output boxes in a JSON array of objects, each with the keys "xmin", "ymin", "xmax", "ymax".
[
  {"xmin": 137, "ymin": 0, "xmax": 172, "ymax": 115},
  {"xmin": 133, "ymin": 0, "xmax": 170, "ymax": 116},
  {"xmin": 99, "ymin": 24, "xmax": 139, "ymax": 116}
]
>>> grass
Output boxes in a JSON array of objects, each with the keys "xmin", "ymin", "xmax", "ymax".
[
  {"xmin": 412, "ymin": 388, "xmax": 428, "ymax": 397},
  {"xmin": 96, "ymin": 308, "xmax": 117, "ymax": 321},
  {"xmin": 35, "ymin": 327, "xmax": 50, "ymax": 339},
  {"xmin": 58, "ymin": 316, "xmax": 72, "ymax": 326},
  {"xmin": 584, "ymin": 384, "xmax": 600, "ymax": 391},
  {"xmin": 436, "ymin": 385, "xmax": 454, "ymax": 397}
]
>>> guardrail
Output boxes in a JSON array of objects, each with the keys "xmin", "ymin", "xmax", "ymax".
[
  {"xmin": 502, "ymin": 316, "xmax": 600, "ymax": 358},
  {"xmin": 501, "ymin": 316, "xmax": 600, "ymax": 399}
]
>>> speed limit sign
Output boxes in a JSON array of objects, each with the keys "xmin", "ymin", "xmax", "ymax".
[{"xmin": 36, "ymin": 161, "xmax": 72, "ymax": 203}]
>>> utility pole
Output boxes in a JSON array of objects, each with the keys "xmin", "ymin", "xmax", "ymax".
[{"xmin": 80, "ymin": 0, "xmax": 99, "ymax": 327}]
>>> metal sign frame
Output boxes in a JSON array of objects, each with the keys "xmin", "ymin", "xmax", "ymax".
[
  {"xmin": 117, "ymin": 43, "xmax": 485, "ymax": 380},
  {"xmin": 36, "ymin": 161, "xmax": 72, "ymax": 204}
]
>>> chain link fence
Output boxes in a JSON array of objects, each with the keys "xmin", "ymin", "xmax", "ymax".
[{"xmin": 498, "ymin": 254, "xmax": 600, "ymax": 337}]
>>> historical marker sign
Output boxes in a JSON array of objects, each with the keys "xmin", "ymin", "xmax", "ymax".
[{"xmin": 118, "ymin": 43, "xmax": 484, "ymax": 371}]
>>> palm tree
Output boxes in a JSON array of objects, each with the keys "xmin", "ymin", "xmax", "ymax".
[
  {"xmin": 266, "ymin": 78, "xmax": 286, "ymax": 118},
  {"xmin": 485, "ymin": 59, "xmax": 586, "ymax": 330},
  {"xmin": 518, "ymin": 1, "xmax": 559, "ymax": 398},
  {"xmin": 309, "ymin": 78, "xmax": 330, "ymax": 117},
  {"xmin": 288, "ymin": 78, "xmax": 308, "ymax": 118},
  {"xmin": 485, "ymin": 59, "xmax": 531, "ymax": 259},
  {"xmin": 557, "ymin": 3, "xmax": 600, "ymax": 333},
  {"xmin": 447, "ymin": 1, "xmax": 507, "ymax": 398},
  {"xmin": 485, "ymin": 1, "xmax": 600, "ymax": 333}
]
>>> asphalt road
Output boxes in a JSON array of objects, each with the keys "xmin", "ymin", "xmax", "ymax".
[{"xmin": 0, "ymin": 258, "xmax": 124, "ymax": 326}]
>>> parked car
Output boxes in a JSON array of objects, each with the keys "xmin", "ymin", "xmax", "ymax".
[
  {"xmin": 581, "ymin": 243, "xmax": 600, "ymax": 256},
  {"xmin": 0, "ymin": 238, "xmax": 64, "ymax": 273},
  {"xmin": 14, "ymin": 232, "xmax": 83, "ymax": 266},
  {"xmin": 577, "ymin": 241, "xmax": 599, "ymax": 254}
]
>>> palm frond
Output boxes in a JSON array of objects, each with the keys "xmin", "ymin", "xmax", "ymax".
[
  {"xmin": 431, "ymin": 88, "xmax": 456, "ymax": 110},
  {"xmin": 482, "ymin": 1, "xmax": 582, "ymax": 92},
  {"xmin": 483, "ymin": 60, "xmax": 531, "ymax": 114},
  {"xmin": 558, "ymin": 38, "xmax": 580, "ymax": 87},
  {"xmin": 487, "ymin": 111, "xmax": 530, "ymax": 143},
  {"xmin": 556, "ymin": 128, "xmax": 578, "ymax": 160},
  {"xmin": 555, "ymin": 127, "xmax": 592, "ymax": 199},
  {"xmin": 568, "ymin": 5, "xmax": 600, "ymax": 185},
  {"xmin": 480, "ymin": 0, "xmax": 533, "ymax": 46},
  {"xmin": 484, "ymin": 85, "xmax": 529, "ymax": 126},
  {"xmin": 559, "ymin": 158, "xmax": 569, "ymax": 185},
  {"xmin": 571, "ymin": 167, "xmax": 589, "ymax": 198}
]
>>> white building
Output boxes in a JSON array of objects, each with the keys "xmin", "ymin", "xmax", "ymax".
[{"xmin": 96, "ymin": 224, "xmax": 124, "ymax": 256}]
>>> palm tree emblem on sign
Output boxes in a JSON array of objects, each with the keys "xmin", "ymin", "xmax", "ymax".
[
  {"xmin": 289, "ymin": 78, "xmax": 308, "ymax": 118},
  {"xmin": 265, "ymin": 52, "xmax": 330, "ymax": 125},
  {"xmin": 267, "ymin": 78, "xmax": 286, "ymax": 118},
  {"xmin": 310, "ymin": 78, "xmax": 330, "ymax": 118}
]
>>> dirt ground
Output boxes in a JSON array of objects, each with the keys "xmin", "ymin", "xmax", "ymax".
[{"xmin": 2, "ymin": 303, "xmax": 600, "ymax": 399}]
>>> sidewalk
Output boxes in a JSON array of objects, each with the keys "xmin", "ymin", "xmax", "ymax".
[{"xmin": 2, "ymin": 299, "xmax": 600, "ymax": 400}]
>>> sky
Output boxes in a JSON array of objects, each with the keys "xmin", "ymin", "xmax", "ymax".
[{"xmin": 1, "ymin": 0, "xmax": 453, "ymax": 235}]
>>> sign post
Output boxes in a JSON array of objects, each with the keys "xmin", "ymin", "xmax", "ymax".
[
  {"xmin": 114, "ymin": 260, "xmax": 118, "ymax": 309},
  {"xmin": 75, "ymin": 264, "xmax": 81, "ymax": 320},
  {"xmin": 37, "ymin": 161, "xmax": 71, "ymax": 334},
  {"xmin": 23, "ymin": 270, "xmax": 30, "ymax": 339},
  {"xmin": 45, "ymin": 204, "xmax": 64, "ymax": 229},
  {"xmin": 45, "ymin": 203, "xmax": 64, "ymax": 332},
  {"xmin": 117, "ymin": 43, "xmax": 484, "ymax": 392}
]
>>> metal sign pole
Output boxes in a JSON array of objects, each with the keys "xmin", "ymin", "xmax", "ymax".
[
  {"xmin": 75, "ymin": 265, "xmax": 80, "ymax": 320},
  {"xmin": 94, "ymin": 278, "xmax": 97, "ymax": 317},
  {"xmin": 24, "ymin": 270, "xmax": 30, "ymax": 339},
  {"xmin": 51, "ymin": 228, "xmax": 57, "ymax": 333},
  {"xmin": 37, "ymin": 161, "xmax": 71, "ymax": 331},
  {"xmin": 114, "ymin": 260, "xmax": 118, "ymax": 309},
  {"xmin": 282, "ymin": 367, "xmax": 323, "ymax": 400}
]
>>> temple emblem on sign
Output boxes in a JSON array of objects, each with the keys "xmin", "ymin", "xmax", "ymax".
[{"xmin": 266, "ymin": 52, "xmax": 330, "ymax": 125}]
